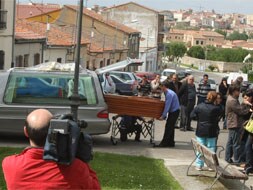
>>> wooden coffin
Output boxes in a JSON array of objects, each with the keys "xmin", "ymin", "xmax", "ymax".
[{"xmin": 104, "ymin": 94, "xmax": 165, "ymax": 118}]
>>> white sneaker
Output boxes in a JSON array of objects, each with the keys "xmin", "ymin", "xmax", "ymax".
[{"xmin": 195, "ymin": 166, "xmax": 202, "ymax": 171}]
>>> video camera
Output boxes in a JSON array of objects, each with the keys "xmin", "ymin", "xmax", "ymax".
[{"xmin": 43, "ymin": 114, "xmax": 93, "ymax": 165}]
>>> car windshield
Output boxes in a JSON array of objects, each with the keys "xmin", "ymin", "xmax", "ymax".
[
  {"xmin": 4, "ymin": 72, "xmax": 97, "ymax": 105},
  {"xmin": 208, "ymin": 79, "xmax": 215, "ymax": 84},
  {"xmin": 163, "ymin": 71, "xmax": 175, "ymax": 76},
  {"xmin": 200, "ymin": 79, "xmax": 215, "ymax": 84}
]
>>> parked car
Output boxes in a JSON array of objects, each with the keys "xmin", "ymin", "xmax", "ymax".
[
  {"xmin": 135, "ymin": 71, "xmax": 157, "ymax": 82},
  {"xmin": 199, "ymin": 78, "xmax": 217, "ymax": 91},
  {"xmin": 160, "ymin": 68, "xmax": 176, "ymax": 82},
  {"xmin": 0, "ymin": 62, "xmax": 110, "ymax": 135},
  {"xmin": 110, "ymin": 75, "xmax": 138, "ymax": 96},
  {"xmin": 98, "ymin": 73, "xmax": 116, "ymax": 94},
  {"xmin": 96, "ymin": 58, "xmax": 143, "ymax": 94},
  {"xmin": 241, "ymin": 81, "xmax": 251, "ymax": 93},
  {"xmin": 177, "ymin": 70, "xmax": 191, "ymax": 81},
  {"xmin": 110, "ymin": 71, "xmax": 139, "ymax": 84}
]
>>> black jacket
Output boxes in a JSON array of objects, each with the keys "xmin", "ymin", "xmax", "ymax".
[
  {"xmin": 190, "ymin": 101, "xmax": 221, "ymax": 138},
  {"xmin": 168, "ymin": 81, "xmax": 182, "ymax": 95},
  {"xmin": 178, "ymin": 81, "xmax": 196, "ymax": 106}
]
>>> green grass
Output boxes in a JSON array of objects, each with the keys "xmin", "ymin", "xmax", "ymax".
[{"xmin": 0, "ymin": 147, "xmax": 182, "ymax": 190}]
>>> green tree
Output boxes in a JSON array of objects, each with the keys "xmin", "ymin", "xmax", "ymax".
[
  {"xmin": 215, "ymin": 29, "xmax": 227, "ymax": 38},
  {"xmin": 165, "ymin": 42, "xmax": 187, "ymax": 62},
  {"xmin": 226, "ymin": 31, "xmax": 248, "ymax": 41},
  {"xmin": 187, "ymin": 46, "xmax": 205, "ymax": 59}
]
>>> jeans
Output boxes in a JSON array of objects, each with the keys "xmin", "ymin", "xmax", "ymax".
[
  {"xmin": 225, "ymin": 128, "xmax": 242, "ymax": 163},
  {"xmin": 246, "ymin": 135, "xmax": 253, "ymax": 167},
  {"xmin": 195, "ymin": 136, "xmax": 217, "ymax": 168}
]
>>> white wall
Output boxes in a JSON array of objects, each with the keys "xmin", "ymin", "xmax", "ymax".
[
  {"xmin": 0, "ymin": 0, "xmax": 15, "ymax": 69},
  {"xmin": 44, "ymin": 48, "xmax": 67, "ymax": 63},
  {"xmin": 15, "ymin": 43, "xmax": 42, "ymax": 67}
]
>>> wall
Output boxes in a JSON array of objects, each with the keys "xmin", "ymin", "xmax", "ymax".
[
  {"xmin": 15, "ymin": 43, "xmax": 43, "ymax": 66},
  {"xmin": 43, "ymin": 48, "xmax": 67, "ymax": 63},
  {"xmin": 0, "ymin": 0, "xmax": 15, "ymax": 69},
  {"xmin": 102, "ymin": 3, "xmax": 160, "ymax": 71},
  {"xmin": 181, "ymin": 56, "xmax": 243, "ymax": 73}
]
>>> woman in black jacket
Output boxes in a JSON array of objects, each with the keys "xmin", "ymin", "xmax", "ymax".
[
  {"xmin": 219, "ymin": 78, "xmax": 229, "ymax": 129},
  {"xmin": 190, "ymin": 91, "xmax": 221, "ymax": 170}
]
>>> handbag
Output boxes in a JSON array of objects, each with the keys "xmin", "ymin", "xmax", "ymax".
[{"xmin": 245, "ymin": 118, "xmax": 253, "ymax": 134}]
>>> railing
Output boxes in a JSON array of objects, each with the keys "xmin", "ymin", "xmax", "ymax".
[{"xmin": 0, "ymin": 10, "xmax": 7, "ymax": 29}]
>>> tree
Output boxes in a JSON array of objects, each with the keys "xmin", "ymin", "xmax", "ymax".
[
  {"xmin": 187, "ymin": 46, "xmax": 205, "ymax": 59},
  {"xmin": 165, "ymin": 42, "xmax": 187, "ymax": 62},
  {"xmin": 226, "ymin": 31, "xmax": 248, "ymax": 41},
  {"xmin": 215, "ymin": 29, "xmax": 227, "ymax": 38}
]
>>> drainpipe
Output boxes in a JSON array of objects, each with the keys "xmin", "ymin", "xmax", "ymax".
[{"xmin": 12, "ymin": 0, "xmax": 17, "ymax": 67}]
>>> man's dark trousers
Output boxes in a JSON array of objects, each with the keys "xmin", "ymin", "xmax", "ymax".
[
  {"xmin": 225, "ymin": 127, "xmax": 242, "ymax": 163},
  {"xmin": 161, "ymin": 110, "xmax": 180, "ymax": 146}
]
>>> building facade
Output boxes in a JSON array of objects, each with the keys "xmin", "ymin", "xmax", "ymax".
[
  {"xmin": 101, "ymin": 2, "xmax": 165, "ymax": 72},
  {"xmin": 0, "ymin": 0, "xmax": 15, "ymax": 69}
]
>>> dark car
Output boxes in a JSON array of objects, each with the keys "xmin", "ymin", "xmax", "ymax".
[
  {"xmin": 110, "ymin": 75, "xmax": 137, "ymax": 96},
  {"xmin": 241, "ymin": 81, "xmax": 251, "ymax": 93}
]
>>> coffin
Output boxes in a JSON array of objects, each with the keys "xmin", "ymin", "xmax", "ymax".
[{"xmin": 104, "ymin": 94, "xmax": 165, "ymax": 118}]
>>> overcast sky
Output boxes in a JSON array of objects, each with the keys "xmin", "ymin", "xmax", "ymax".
[{"xmin": 18, "ymin": 0, "xmax": 253, "ymax": 15}]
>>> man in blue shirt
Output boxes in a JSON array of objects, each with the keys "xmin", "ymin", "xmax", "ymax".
[{"xmin": 157, "ymin": 81, "xmax": 180, "ymax": 147}]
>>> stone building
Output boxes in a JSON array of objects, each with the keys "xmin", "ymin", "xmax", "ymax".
[
  {"xmin": 101, "ymin": 2, "xmax": 165, "ymax": 72},
  {"xmin": 0, "ymin": 0, "xmax": 16, "ymax": 69}
]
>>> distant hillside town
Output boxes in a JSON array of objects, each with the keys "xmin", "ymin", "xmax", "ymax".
[{"xmin": 0, "ymin": 1, "xmax": 253, "ymax": 72}]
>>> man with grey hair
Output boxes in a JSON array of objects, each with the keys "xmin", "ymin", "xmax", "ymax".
[{"xmin": 178, "ymin": 75, "xmax": 196, "ymax": 131}]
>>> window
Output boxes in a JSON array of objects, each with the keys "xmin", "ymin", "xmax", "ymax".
[
  {"xmin": 196, "ymin": 40, "xmax": 199, "ymax": 45},
  {"xmin": 4, "ymin": 72, "xmax": 97, "ymax": 105},
  {"xmin": 34, "ymin": 53, "xmax": 40, "ymax": 65},
  {"xmin": 24, "ymin": 54, "xmax": 29, "ymax": 67},
  {"xmin": 100, "ymin": 60, "xmax": 103, "ymax": 68},
  {"xmin": 107, "ymin": 59, "xmax": 110, "ymax": 66},
  {"xmin": 15, "ymin": 55, "xmax": 23, "ymax": 67},
  {"xmin": 0, "ymin": 0, "xmax": 7, "ymax": 30},
  {"xmin": 0, "ymin": 50, "xmax": 4, "ymax": 69},
  {"xmin": 57, "ymin": 58, "xmax": 62, "ymax": 63},
  {"xmin": 200, "ymin": 41, "xmax": 203, "ymax": 45}
]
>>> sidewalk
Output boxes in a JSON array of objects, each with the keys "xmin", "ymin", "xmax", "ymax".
[{"xmin": 94, "ymin": 119, "xmax": 253, "ymax": 190}]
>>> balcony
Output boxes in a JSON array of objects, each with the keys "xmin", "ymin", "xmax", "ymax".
[{"xmin": 0, "ymin": 10, "xmax": 7, "ymax": 29}]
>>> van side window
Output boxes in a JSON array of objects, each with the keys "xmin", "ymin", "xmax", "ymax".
[{"xmin": 3, "ymin": 73, "xmax": 97, "ymax": 105}]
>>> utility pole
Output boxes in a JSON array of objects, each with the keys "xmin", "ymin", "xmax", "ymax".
[{"xmin": 71, "ymin": 0, "xmax": 84, "ymax": 121}]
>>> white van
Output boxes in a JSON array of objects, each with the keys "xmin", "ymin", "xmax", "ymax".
[{"xmin": 160, "ymin": 68, "xmax": 177, "ymax": 82}]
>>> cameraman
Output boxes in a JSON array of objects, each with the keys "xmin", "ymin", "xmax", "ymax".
[{"xmin": 2, "ymin": 109, "xmax": 100, "ymax": 190}]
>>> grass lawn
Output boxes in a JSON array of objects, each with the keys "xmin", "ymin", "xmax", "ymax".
[{"xmin": 0, "ymin": 147, "xmax": 182, "ymax": 190}]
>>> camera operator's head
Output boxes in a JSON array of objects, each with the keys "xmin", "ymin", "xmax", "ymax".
[{"xmin": 24, "ymin": 109, "xmax": 53, "ymax": 147}]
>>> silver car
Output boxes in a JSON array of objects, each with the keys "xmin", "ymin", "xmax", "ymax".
[{"xmin": 0, "ymin": 64, "xmax": 110, "ymax": 135}]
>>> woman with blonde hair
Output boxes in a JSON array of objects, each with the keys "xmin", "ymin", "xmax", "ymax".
[{"xmin": 190, "ymin": 91, "xmax": 221, "ymax": 170}]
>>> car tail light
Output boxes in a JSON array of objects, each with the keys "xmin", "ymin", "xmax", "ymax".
[
  {"xmin": 58, "ymin": 89, "xmax": 63, "ymax": 97},
  {"xmin": 97, "ymin": 110, "xmax": 109, "ymax": 118}
]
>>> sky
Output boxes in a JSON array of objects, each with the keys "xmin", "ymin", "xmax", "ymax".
[{"xmin": 18, "ymin": 0, "xmax": 253, "ymax": 15}]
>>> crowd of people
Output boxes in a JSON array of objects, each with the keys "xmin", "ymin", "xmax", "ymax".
[
  {"xmin": 2, "ymin": 71, "xmax": 253, "ymax": 189},
  {"xmin": 155, "ymin": 72, "xmax": 253, "ymax": 174}
]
